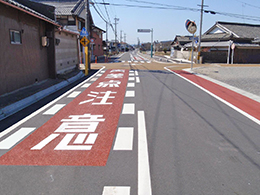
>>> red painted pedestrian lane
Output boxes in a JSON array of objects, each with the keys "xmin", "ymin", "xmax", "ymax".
[
  {"xmin": 0, "ymin": 69, "xmax": 129, "ymax": 166},
  {"xmin": 174, "ymin": 70, "xmax": 260, "ymax": 121}
]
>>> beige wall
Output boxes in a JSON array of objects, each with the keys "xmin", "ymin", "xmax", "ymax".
[{"xmin": 55, "ymin": 30, "xmax": 79, "ymax": 74}]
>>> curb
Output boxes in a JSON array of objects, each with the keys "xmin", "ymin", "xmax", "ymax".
[
  {"xmin": 0, "ymin": 71, "xmax": 85, "ymax": 121},
  {"xmin": 183, "ymin": 68, "xmax": 260, "ymax": 104}
]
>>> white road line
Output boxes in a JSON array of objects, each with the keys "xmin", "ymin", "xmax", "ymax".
[
  {"xmin": 135, "ymin": 71, "xmax": 139, "ymax": 76},
  {"xmin": 125, "ymin": 91, "xmax": 135, "ymax": 97},
  {"xmin": 0, "ymin": 127, "xmax": 36, "ymax": 149},
  {"xmin": 136, "ymin": 77, "xmax": 140, "ymax": 83},
  {"xmin": 128, "ymin": 77, "xmax": 135, "ymax": 81},
  {"xmin": 164, "ymin": 67, "xmax": 260, "ymax": 126},
  {"xmin": 31, "ymin": 134, "xmax": 59, "ymax": 150},
  {"xmin": 102, "ymin": 186, "xmax": 130, "ymax": 195},
  {"xmin": 42, "ymin": 104, "xmax": 66, "ymax": 115},
  {"xmin": 127, "ymin": 83, "xmax": 135, "ymax": 88},
  {"xmin": 0, "ymin": 67, "xmax": 105, "ymax": 139},
  {"xmin": 67, "ymin": 91, "xmax": 81, "ymax": 98},
  {"xmin": 90, "ymin": 78, "xmax": 98, "ymax": 81},
  {"xmin": 122, "ymin": 103, "xmax": 135, "ymax": 114},
  {"xmin": 138, "ymin": 111, "xmax": 152, "ymax": 195},
  {"xmin": 113, "ymin": 127, "xmax": 134, "ymax": 150},
  {"xmin": 81, "ymin": 83, "xmax": 91, "ymax": 88},
  {"xmin": 129, "ymin": 73, "xmax": 135, "ymax": 76},
  {"xmin": 96, "ymin": 74, "xmax": 102, "ymax": 77}
]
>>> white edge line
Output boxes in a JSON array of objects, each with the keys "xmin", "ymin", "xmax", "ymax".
[
  {"xmin": 102, "ymin": 186, "xmax": 131, "ymax": 195},
  {"xmin": 0, "ymin": 67, "xmax": 106, "ymax": 139},
  {"xmin": 164, "ymin": 67, "xmax": 260, "ymax": 126},
  {"xmin": 138, "ymin": 111, "xmax": 152, "ymax": 195}
]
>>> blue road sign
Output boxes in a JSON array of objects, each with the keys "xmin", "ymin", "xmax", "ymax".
[{"xmin": 80, "ymin": 27, "xmax": 89, "ymax": 37}]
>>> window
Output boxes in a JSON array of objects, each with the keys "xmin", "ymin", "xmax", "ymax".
[{"xmin": 10, "ymin": 30, "xmax": 22, "ymax": 44}]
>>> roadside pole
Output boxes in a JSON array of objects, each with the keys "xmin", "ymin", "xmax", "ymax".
[
  {"xmin": 84, "ymin": 0, "xmax": 90, "ymax": 75},
  {"xmin": 137, "ymin": 28, "xmax": 153, "ymax": 58},
  {"xmin": 151, "ymin": 28, "xmax": 153, "ymax": 58},
  {"xmin": 185, "ymin": 19, "xmax": 197, "ymax": 70},
  {"xmin": 191, "ymin": 34, "xmax": 195, "ymax": 70}
]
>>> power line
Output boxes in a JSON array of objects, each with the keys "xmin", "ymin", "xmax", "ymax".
[
  {"xmin": 103, "ymin": 0, "xmax": 112, "ymax": 24},
  {"xmin": 91, "ymin": 3, "xmax": 108, "ymax": 23},
  {"xmin": 95, "ymin": 2, "xmax": 260, "ymax": 22},
  {"xmin": 92, "ymin": 0, "xmax": 108, "ymax": 22},
  {"xmin": 125, "ymin": 0, "xmax": 200, "ymax": 11},
  {"xmin": 234, "ymin": 0, "xmax": 260, "ymax": 10}
]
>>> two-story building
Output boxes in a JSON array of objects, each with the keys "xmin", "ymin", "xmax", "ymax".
[
  {"xmin": 38, "ymin": 0, "xmax": 105, "ymax": 62},
  {"xmin": 0, "ymin": 0, "xmax": 58, "ymax": 95}
]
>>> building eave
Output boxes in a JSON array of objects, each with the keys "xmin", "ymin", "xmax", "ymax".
[{"xmin": 0, "ymin": 0, "xmax": 60, "ymax": 27}]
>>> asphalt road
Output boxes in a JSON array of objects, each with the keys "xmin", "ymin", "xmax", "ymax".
[{"xmin": 0, "ymin": 52, "xmax": 260, "ymax": 194}]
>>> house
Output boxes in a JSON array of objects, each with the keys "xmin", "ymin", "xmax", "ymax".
[
  {"xmin": 0, "ymin": 0, "xmax": 58, "ymax": 95},
  {"xmin": 37, "ymin": 0, "xmax": 105, "ymax": 62},
  {"xmin": 185, "ymin": 21, "xmax": 260, "ymax": 63},
  {"xmin": 171, "ymin": 35, "xmax": 193, "ymax": 50}
]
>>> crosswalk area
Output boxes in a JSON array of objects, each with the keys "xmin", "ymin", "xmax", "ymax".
[{"xmin": 109, "ymin": 51, "xmax": 152, "ymax": 64}]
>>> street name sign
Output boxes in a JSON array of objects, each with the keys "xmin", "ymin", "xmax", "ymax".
[{"xmin": 137, "ymin": 29, "xmax": 151, "ymax": 33}]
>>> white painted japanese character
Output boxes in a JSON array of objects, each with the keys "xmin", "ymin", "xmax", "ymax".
[
  {"xmin": 110, "ymin": 69, "xmax": 125, "ymax": 72},
  {"xmin": 96, "ymin": 80, "xmax": 121, "ymax": 88},
  {"xmin": 31, "ymin": 114, "xmax": 104, "ymax": 151},
  {"xmin": 105, "ymin": 73, "xmax": 124, "ymax": 79},
  {"xmin": 79, "ymin": 91, "xmax": 116, "ymax": 105}
]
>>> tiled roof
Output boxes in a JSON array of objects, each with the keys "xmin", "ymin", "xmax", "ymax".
[
  {"xmin": 204, "ymin": 21, "xmax": 260, "ymax": 40},
  {"xmin": 1, "ymin": 0, "xmax": 57, "ymax": 25},
  {"xmin": 40, "ymin": 0, "xmax": 84, "ymax": 16},
  {"xmin": 71, "ymin": 0, "xmax": 84, "ymax": 16},
  {"xmin": 40, "ymin": 1, "xmax": 75, "ymax": 15},
  {"xmin": 218, "ymin": 22, "xmax": 260, "ymax": 39}
]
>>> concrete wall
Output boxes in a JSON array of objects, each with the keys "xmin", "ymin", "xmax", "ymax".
[
  {"xmin": 174, "ymin": 50, "xmax": 198, "ymax": 61},
  {"xmin": 0, "ymin": 4, "xmax": 52, "ymax": 95},
  {"xmin": 55, "ymin": 30, "xmax": 79, "ymax": 74}
]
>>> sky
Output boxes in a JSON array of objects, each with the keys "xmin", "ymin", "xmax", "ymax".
[{"xmin": 90, "ymin": 0, "xmax": 260, "ymax": 44}]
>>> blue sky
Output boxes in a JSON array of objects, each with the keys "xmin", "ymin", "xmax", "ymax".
[{"xmin": 90, "ymin": 0, "xmax": 260, "ymax": 44}]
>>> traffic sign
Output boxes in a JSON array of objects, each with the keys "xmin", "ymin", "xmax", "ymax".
[
  {"xmin": 80, "ymin": 36, "xmax": 90, "ymax": 47},
  {"xmin": 137, "ymin": 29, "xmax": 151, "ymax": 33},
  {"xmin": 80, "ymin": 27, "xmax": 89, "ymax": 37}
]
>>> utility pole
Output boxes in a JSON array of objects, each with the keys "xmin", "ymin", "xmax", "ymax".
[
  {"xmin": 120, "ymin": 30, "xmax": 122, "ymax": 43},
  {"xmin": 124, "ymin": 33, "xmax": 126, "ymax": 52},
  {"xmin": 84, "ymin": 0, "xmax": 90, "ymax": 74},
  {"xmin": 106, "ymin": 22, "xmax": 109, "ymax": 42},
  {"xmin": 114, "ymin": 17, "xmax": 119, "ymax": 43},
  {"xmin": 151, "ymin": 28, "xmax": 153, "ymax": 58},
  {"xmin": 198, "ymin": 0, "xmax": 205, "ymax": 64}
]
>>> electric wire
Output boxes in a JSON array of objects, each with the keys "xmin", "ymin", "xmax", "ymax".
[{"xmin": 95, "ymin": 1, "xmax": 260, "ymax": 22}]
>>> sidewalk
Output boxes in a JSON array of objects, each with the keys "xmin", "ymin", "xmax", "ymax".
[{"xmin": 0, "ymin": 68, "xmax": 88, "ymax": 121}]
